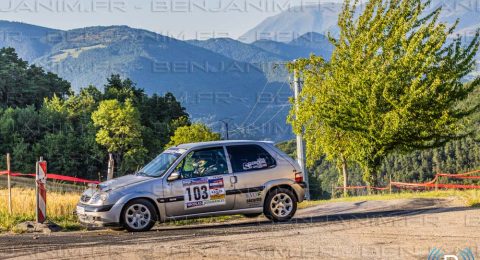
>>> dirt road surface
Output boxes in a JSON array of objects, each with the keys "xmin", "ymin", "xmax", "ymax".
[{"xmin": 1, "ymin": 198, "xmax": 479, "ymax": 260}]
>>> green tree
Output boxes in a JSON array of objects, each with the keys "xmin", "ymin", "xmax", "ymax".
[
  {"xmin": 103, "ymin": 74, "xmax": 144, "ymax": 104},
  {"xmin": 139, "ymin": 93, "xmax": 189, "ymax": 157},
  {"xmin": 289, "ymin": 0, "xmax": 480, "ymax": 186},
  {"xmin": 0, "ymin": 106, "xmax": 42, "ymax": 146},
  {"xmin": 0, "ymin": 47, "xmax": 71, "ymax": 108},
  {"xmin": 0, "ymin": 52, "xmax": 188, "ymax": 180},
  {"xmin": 103, "ymin": 74, "xmax": 189, "ymax": 157},
  {"xmin": 42, "ymin": 93, "xmax": 104, "ymax": 179},
  {"xmin": 92, "ymin": 99, "xmax": 146, "ymax": 175},
  {"xmin": 278, "ymin": 137, "xmax": 480, "ymax": 199},
  {"xmin": 166, "ymin": 123, "xmax": 221, "ymax": 148},
  {"xmin": 10, "ymin": 135, "xmax": 38, "ymax": 173}
]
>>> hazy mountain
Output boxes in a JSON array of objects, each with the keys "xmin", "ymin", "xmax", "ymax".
[
  {"xmin": 252, "ymin": 32, "xmax": 334, "ymax": 60},
  {"xmin": 45, "ymin": 27, "xmax": 280, "ymax": 126},
  {"xmin": 429, "ymin": 0, "xmax": 480, "ymax": 36},
  {"xmin": 187, "ymin": 38, "xmax": 284, "ymax": 64},
  {"xmin": 0, "ymin": 21, "xmax": 60, "ymax": 60},
  {"xmin": 187, "ymin": 32, "xmax": 334, "ymax": 83},
  {"xmin": 240, "ymin": 3, "xmax": 343, "ymax": 43},
  {"xmin": 188, "ymin": 32, "xmax": 333, "ymax": 63},
  {"xmin": 240, "ymin": 0, "xmax": 480, "ymax": 43},
  {"xmin": 0, "ymin": 22, "xmax": 292, "ymax": 140}
]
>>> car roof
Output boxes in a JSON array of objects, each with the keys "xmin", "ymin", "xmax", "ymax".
[{"xmin": 175, "ymin": 140, "xmax": 274, "ymax": 150}]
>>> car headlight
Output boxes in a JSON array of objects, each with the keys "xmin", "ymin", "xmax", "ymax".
[{"xmin": 90, "ymin": 192, "xmax": 109, "ymax": 205}]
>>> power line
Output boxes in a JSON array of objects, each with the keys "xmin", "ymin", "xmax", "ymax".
[
  {"xmin": 232, "ymin": 80, "xmax": 289, "ymax": 134},
  {"xmin": 239, "ymin": 80, "xmax": 270, "ymax": 127},
  {"xmin": 248, "ymin": 81, "xmax": 288, "ymax": 126},
  {"xmin": 230, "ymin": 100, "xmax": 290, "ymax": 135}
]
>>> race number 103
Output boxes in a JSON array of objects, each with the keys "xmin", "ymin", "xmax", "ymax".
[{"xmin": 185, "ymin": 185, "xmax": 209, "ymax": 201}]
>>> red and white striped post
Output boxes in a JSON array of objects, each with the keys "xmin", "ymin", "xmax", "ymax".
[{"xmin": 36, "ymin": 157, "xmax": 47, "ymax": 223}]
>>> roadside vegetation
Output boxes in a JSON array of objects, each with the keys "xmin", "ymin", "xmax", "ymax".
[
  {"xmin": 0, "ymin": 188, "xmax": 81, "ymax": 232},
  {"xmin": 277, "ymin": 139, "xmax": 480, "ymax": 200},
  {"xmin": 1, "ymin": 187, "xmax": 480, "ymax": 233},
  {"xmin": 0, "ymin": 49, "xmax": 219, "ymax": 180},
  {"xmin": 285, "ymin": 0, "xmax": 480, "ymax": 199}
]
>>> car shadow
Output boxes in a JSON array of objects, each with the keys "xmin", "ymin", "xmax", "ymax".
[
  {"xmin": 155, "ymin": 205, "xmax": 473, "ymax": 232},
  {"xmin": 0, "ymin": 205, "xmax": 475, "ymax": 259}
]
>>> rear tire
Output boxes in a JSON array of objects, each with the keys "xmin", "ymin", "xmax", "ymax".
[
  {"xmin": 121, "ymin": 199, "xmax": 157, "ymax": 232},
  {"xmin": 243, "ymin": 213, "xmax": 262, "ymax": 218},
  {"xmin": 263, "ymin": 188, "xmax": 297, "ymax": 222}
]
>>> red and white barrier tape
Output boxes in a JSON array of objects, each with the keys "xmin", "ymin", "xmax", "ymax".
[
  {"xmin": 335, "ymin": 186, "xmax": 389, "ymax": 190},
  {"xmin": 0, "ymin": 171, "xmax": 99, "ymax": 184},
  {"xmin": 436, "ymin": 169, "xmax": 480, "ymax": 177},
  {"xmin": 336, "ymin": 169, "xmax": 480, "ymax": 190}
]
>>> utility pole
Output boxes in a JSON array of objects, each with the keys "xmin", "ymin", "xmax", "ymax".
[
  {"xmin": 107, "ymin": 153, "xmax": 114, "ymax": 180},
  {"xmin": 293, "ymin": 68, "xmax": 310, "ymax": 200},
  {"xmin": 219, "ymin": 120, "xmax": 229, "ymax": 140}
]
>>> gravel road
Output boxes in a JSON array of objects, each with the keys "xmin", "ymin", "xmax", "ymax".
[{"xmin": 1, "ymin": 198, "xmax": 479, "ymax": 260}]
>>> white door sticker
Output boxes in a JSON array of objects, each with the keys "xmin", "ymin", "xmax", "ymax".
[{"xmin": 182, "ymin": 176, "xmax": 226, "ymax": 209}]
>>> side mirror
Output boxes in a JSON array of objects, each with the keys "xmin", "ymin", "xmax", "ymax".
[{"xmin": 167, "ymin": 171, "xmax": 181, "ymax": 182}]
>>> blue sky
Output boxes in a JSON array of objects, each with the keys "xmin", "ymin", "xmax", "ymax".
[{"xmin": 0, "ymin": 0, "xmax": 344, "ymax": 40}]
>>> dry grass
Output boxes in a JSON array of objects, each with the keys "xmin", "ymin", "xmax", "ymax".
[
  {"xmin": 2, "ymin": 187, "xmax": 480, "ymax": 233},
  {"xmin": 0, "ymin": 188, "xmax": 81, "ymax": 232}
]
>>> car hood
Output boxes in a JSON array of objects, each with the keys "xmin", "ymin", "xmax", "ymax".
[{"xmin": 98, "ymin": 174, "xmax": 152, "ymax": 191}]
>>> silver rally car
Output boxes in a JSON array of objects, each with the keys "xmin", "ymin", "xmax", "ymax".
[{"xmin": 76, "ymin": 140, "xmax": 306, "ymax": 232}]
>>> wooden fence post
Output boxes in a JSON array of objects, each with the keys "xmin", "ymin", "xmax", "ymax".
[{"xmin": 7, "ymin": 153, "xmax": 12, "ymax": 215}]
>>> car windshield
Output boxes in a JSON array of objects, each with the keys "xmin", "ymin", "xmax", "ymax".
[{"xmin": 136, "ymin": 149, "xmax": 184, "ymax": 177}]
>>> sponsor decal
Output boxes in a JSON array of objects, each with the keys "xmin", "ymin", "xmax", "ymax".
[
  {"xmin": 182, "ymin": 176, "xmax": 226, "ymax": 209},
  {"xmin": 242, "ymin": 158, "xmax": 267, "ymax": 170},
  {"xmin": 208, "ymin": 178, "xmax": 224, "ymax": 188},
  {"xmin": 246, "ymin": 191, "xmax": 262, "ymax": 198},
  {"xmin": 246, "ymin": 197, "xmax": 262, "ymax": 206},
  {"xmin": 245, "ymin": 191, "xmax": 262, "ymax": 207}
]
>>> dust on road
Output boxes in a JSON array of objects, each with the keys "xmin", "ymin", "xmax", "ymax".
[{"xmin": 1, "ymin": 198, "xmax": 479, "ymax": 260}]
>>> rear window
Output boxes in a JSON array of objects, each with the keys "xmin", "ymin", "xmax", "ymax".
[{"xmin": 226, "ymin": 145, "xmax": 276, "ymax": 173}]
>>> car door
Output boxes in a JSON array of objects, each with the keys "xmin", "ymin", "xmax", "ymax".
[
  {"xmin": 162, "ymin": 146, "xmax": 236, "ymax": 217},
  {"xmin": 226, "ymin": 144, "xmax": 278, "ymax": 210}
]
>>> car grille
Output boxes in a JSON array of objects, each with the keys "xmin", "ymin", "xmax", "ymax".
[{"xmin": 80, "ymin": 195, "xmax": 91, "ymax": 203}]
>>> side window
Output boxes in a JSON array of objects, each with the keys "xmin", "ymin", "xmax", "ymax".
[
  {"xmin": 176, "ymin": 147, "xmax": 228, "ymax": 179},
  {"xmin": 226, "ymin": 145, "xmax": 276, "ymax": 173}
]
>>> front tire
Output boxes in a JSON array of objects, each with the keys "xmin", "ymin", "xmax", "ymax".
[
  {"xmin": 121, "ymin": 199, "xmax": 157, "ymax": 232},
  {"xmin": 263, "ymin": 188, "xmax": 297, "ymax": 222}
]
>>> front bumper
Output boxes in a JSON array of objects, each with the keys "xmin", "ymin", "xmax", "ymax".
[{"xmin": 76, "ymin": 203, "xmax": 123, "ymax": 227}]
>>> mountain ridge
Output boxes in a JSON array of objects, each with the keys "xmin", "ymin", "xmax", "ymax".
[
  {"xmin": 240, "ymin": 0, "xmax": 480, "ymax": 43},
  {"xmin": 0, "ymin": 21, "xmax": 294, "ymax": 141}
]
